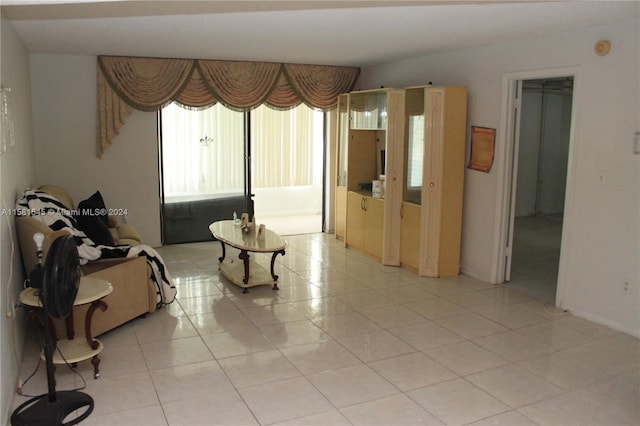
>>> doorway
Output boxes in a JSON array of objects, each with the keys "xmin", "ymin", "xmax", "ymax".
[
  {"xmin": 496, "ymin": 69, "xmax": 579, "ymax": 306},
  {"xmin": 508, "ymin": 77, "xmax": 573, "ymax": 301}
]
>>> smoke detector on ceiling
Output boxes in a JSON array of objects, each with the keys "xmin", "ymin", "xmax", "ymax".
[{"xmin": 594, "ymin": 40, "xmax": 611, "ymax": 56}]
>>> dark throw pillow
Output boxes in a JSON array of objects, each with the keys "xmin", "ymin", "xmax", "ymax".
[
  {"xmin": 78, "ymin": 191, "xmax": 109, "ymax": 225},
  {"xmin": 76, "ymin": 191, "xmax": 115, "ymax": 246}
]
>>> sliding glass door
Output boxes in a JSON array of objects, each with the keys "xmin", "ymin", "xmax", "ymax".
[
  {"xmin": 159, "ymin": 103, "xmax": 251, "ymax": 243},
  {"xmin": 250, "ymin": 104, "xmax": 324, "ymax": 235},
  {"xmin": 159, "ymin": 102, "xmax": 324, "ymax": 243}
]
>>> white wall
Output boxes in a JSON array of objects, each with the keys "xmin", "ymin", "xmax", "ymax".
[
  {"xmin": 1, "ymin": 15, "xmax": 36, "ymax": 423},
  {"xmin": 30, "ymin": 55, "xmax": 162, "ymax": 246},
  {"xmin": 360, "ymin": 21, "xmax": 640, "ymax": 336}
]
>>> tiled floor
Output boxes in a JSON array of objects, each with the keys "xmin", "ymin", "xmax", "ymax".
[
  {"xmin": 12, "ymin": 233, "xmax": 639, "ymax": 425},
  {"xmin": 508, "ymin": 215, "xmax": 563, "ymax": 302}
]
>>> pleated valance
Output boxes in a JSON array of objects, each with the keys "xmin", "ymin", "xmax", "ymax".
[{"xmin": 97, "ymin": 55, "xmax": 360, "ymax": 157}]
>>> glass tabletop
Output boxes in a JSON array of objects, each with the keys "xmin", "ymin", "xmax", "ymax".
[{"xmin": 209, "ymin": 220, "xmax": 287, "ymax": 253}]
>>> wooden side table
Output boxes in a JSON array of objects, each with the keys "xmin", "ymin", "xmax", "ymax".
[{"xmin": 20, "ymin": 276, "xmax": 113, "ymax": 379}]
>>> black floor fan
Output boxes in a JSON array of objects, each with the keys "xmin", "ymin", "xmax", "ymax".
[{"xmin": 12, "ymin": 234, "xmax": 94, "ymax": 426}]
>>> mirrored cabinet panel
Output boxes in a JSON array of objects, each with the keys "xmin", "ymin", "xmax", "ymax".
[
  {"xmin": 404, "ymin": 87, "xmax": 425, "ymax": 205},
  {"xmin": 350, "ymin": 90, "xmax": 388, "ymax": 130},
  {"xmin": 337, "ymin": 94, "xmax": 349, "ymax": 187}
]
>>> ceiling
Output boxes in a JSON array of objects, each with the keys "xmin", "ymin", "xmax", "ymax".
[{"xmin": 2, "ymin": 1, "xmax": 638, "ymax": 67}]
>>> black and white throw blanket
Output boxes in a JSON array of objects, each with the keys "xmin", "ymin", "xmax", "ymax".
[{"xmin": 16, "ymin": 189, "xmax": 176, "ymax": 308}]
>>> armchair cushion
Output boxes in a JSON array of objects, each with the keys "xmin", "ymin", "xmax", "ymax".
[{"xmin": 114, "ymin": 224, "xmax": 142, "ymax": 243}]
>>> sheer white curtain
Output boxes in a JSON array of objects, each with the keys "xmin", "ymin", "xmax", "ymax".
[
  {"xmin": 161, "ymin": 103, "xmax": 244, "ymax": 199},
  {"xmin": 251, "ymin": 104, "xmax": 324, "ymax": 188},
  {"xmin": 161, "ymin": 102, "xmax": 324, "ymax": 201}
]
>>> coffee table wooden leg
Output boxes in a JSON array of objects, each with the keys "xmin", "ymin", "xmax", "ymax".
[
  {"xmin": 270, "ymin": 249, "xmax": 286, "ymax": 290},
  {"xmin": 218, "ymin": 241, "xmax": 226, "ymax": 264},
  {"xmin": 239, "ymin": 250, "xmax": 250, "ymax": 293}
]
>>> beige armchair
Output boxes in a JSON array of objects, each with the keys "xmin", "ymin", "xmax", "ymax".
[{"xmin": 16, "ymin": 185, "xmax": 157, "ymax": 337}]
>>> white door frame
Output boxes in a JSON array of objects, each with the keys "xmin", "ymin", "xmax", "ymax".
[{"xmin": 492, "ymin": 66, "xmax": 582, "ymax": 307}]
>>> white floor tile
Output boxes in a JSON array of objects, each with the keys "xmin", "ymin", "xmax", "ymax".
[
  {"xmin": 473, "ymin": 331, "xmax": 555, "ymax": 362},
  {"xmin": 435, "ymin": 312, "xmax": 508, "ymax": 339},
  {"xmin": 272, "ymin": 409, "xmax": 351, "ymax": 426},
  {"xmin": 424, "ymin": 341, "xmax": 509, "ymax": 376},
  {"xmin": 516, "ymin": 351, "xmax": 610, "ymax": 390},
  {"xmin": 408, "ymin": 378, "xmax": 510, "ymax": 425},
  {"xmin": 518, "ymin": 392, "xmax": 630, "ymax": 426},
  {"xmin": 306, "ymin": 364, "xmax": 399, "ymax": 408},
  {"xmin": 81, "ymin": 404, "xmax": 168, "ymax": 426},
  {"xmin": 340, "ymin": 393, "xmax": 444, "ymax": 425},
  {"xmin": 81, "ymin": 371, "xmax": 159, "ymax": 416},
  {"xmin": 201, "ymin": 327, "xmax": 275, "ymax": 359},
  {"xmin": 311, "ymin": 311, "xmax": 382, "ymax": 339},
  {"xmin": 368, "ymin": 352, "xmax": 457, "ymax": 391},
  {"xmin": 239, "ymin": 376, "xmax": 333, "ymax": 425},
  {"xmin": 279, "ymin": 339, "xmax": 361, "ymax": 375},
  {"xmin": 360, "ymin": 304, "xmax": 427, "ymax": 329},
  {"xmin": 140, "ymin": 336, "xmax": 214, "ymax": 370},
  {"xmin": 389, "ymin": 320, "xmax": 465, "ymax": 351},
  {"xmin": 468, "ymin": 410, "xmax": 538, "ymax": 425},
  {"xmin": 514, "ymin": 321, "xmax": 594, "ymax": 350},
  {"xmin": 162, "ymin": 392, "xmax": 259, "ymax": 426},
  {"xmin": 150, "ymin": 360, "xmax": 235, "ymax": 404},
  {"xmin": 466, "ymin": 364, "xmax": 564, "ymax": 408},
  {"xmin": 337, "ymin": 329, "xmax": 417, "ymax": 362},
  {"xmin": 217, "ymin": 349, "xmax": 301, "ymax": 388}
]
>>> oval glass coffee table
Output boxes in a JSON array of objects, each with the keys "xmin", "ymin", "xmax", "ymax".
[{"xmin": 209, "ymin": 220, "xmax": 287, "ymax": 293}]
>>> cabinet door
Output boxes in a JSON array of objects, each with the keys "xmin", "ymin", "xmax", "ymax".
[
  {"xmin": 437, "ymin": 87, "xmax": 467, "ymax": 276},
  {"xmin": 419, "ymin": 86, "xmax": 467, "ymax": 277},
  {"xmin": 420, "ymin": 89, "xmax": 445, "ymax": 276},
  {"xmin": 382, "ymin": 89, "xmax": 405, "ymax": 266},
  {"xmin": 346, "ymin": 191, "xmax": 365, "ymax": 250},
  {"xmin": 400, "ymin": 202, "xmax": 421, "ymax": 271},
  {"xmin": 363, "ymin": 196, "xmax": 384, "ymax": 260}
]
